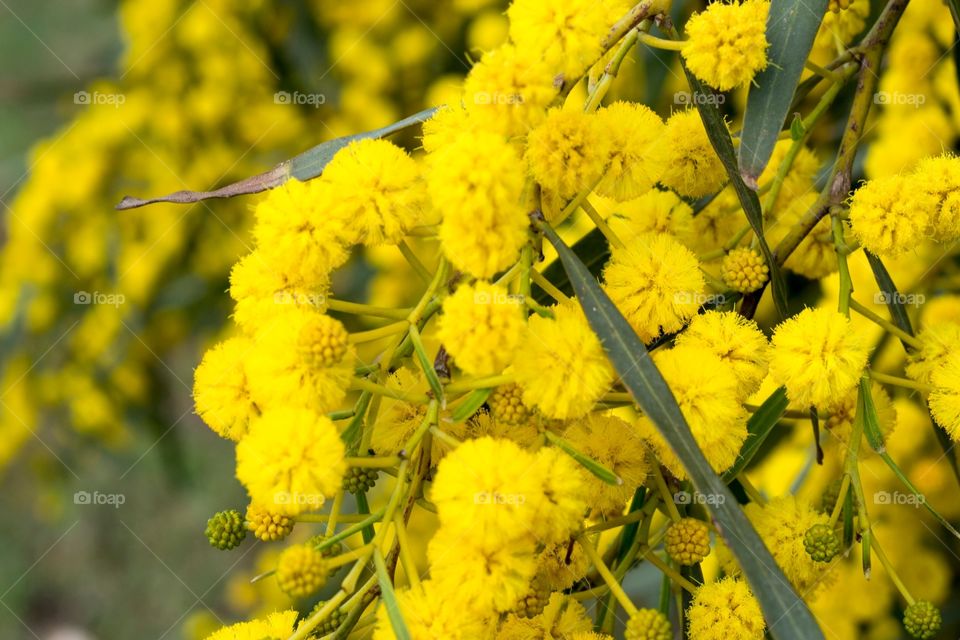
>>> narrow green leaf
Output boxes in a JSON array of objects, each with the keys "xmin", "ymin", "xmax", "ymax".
[
  {"xmin": 374, "ymin": 548, "xmax": 411, "ymax": 640},
  {"xmin": 116, "ymin": 107, "xmax": 438, "ymax": 209},
  {"xmin": 682, "ymin": 67, "xmax": 789, "ymax": 319},
  {"xmin": 544, "ymin": 430, "xmax": 622, "ymax": 486},
  {"xmin": 450, "ymin": 388, "xmax": 493, "ymax": 423},
  {"xmin": 739, "ymin": 0, "xmax": 830, "ymax": 182},
  {"xmin": 540, "ymin": 222, "xmax": 823, "ymax": 640},
  {"xmin": 534, "ymin": 228, "xmax": 609, "ymax": 304},
  {"xmin": 859, "ymin": 378, "xmax": 885, "ymax": 454},
  {"xmin": 722, "ymin": 386, "xmax": 789, "ymax": 482},
  {"xmin": 878, "ymin": 450, "xmax": 960, "ymax": 541},
  {"xmin": 408, "ymin": 325, "xmax": 444, "ymax": 404}
]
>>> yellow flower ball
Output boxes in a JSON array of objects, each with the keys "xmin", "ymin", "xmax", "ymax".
[
  {"xmin": 204, "ymin": 610, "xmax": 298, "ymax": 640},
  {"xmin": 654, "ymin": 109, "xmax": 727, "ymax": 198},
  {"xmin": 602, "ymin": 233, "xmax": 705, "ymax": 343},
  {"xmin": 675, "ymin": 311, "xmax": 770, "ymax": 400},
  {"xmin": 229, "ymin": 251, "xmax": 329, "ymax": 332},
  {"xmin": 929, "ymin": 353, "xmax": 960, "ymax": 441},
  {"xmin": 511, "ymin": 303, "xmax": 614, "ymax": 419},
  {"xmin": 373, "ymin": 579, "xmax": 492, "ymax": 639},
  {"xmin": 276, "ymin": 543, "xmax": 329, "ymax": 598},
  {"xmin": 913, "ymin": 154, "xmax": 960, "ymax": 242},
  {"xmin": 437, "ymin": 281, "xmax": 526, "ymax": 376},
  {"xmin": 687, "ymin": 578, "xmax": 765, "ymax": 640},
  {"xmin": 605, "ymin": 189, "xmax": 694, "ymax": 246},
  {"xmin": 526, "ymin": 108, "xmax": 610, "ymax": 199},
  {"xmin": 906, "ymin": 322, "xmax": 960, "ymax": 386},
  {"xmin": 721, "ymin": 247, "xmax": 769, "ymax": 294},
  {"xmin": 849, "ymin": 174, "xmax": 934, "ymax": 257},
  {"xmin": 595, "ymin": 101, "xmax": 665, "ymax": 201},
  {"xmin": 235, "ymin": 407, "xmax": 346, "ymax": 515},
  {"xmin": 768, "ymin": 307, "xmax": 869, "ymax": 410},
  {"xmin": 682, "ymin": 0, "xmax": 771, "ymax": 92},
  {"xmin": 193, "ymin": 336, "xmax": 259, "ymax": 441}
]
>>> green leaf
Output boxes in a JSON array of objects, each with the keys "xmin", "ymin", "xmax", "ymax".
[
  {"xmin": 722, "ymin": 386, "xmax": 789, "ymax": 482},
  {"xmin": 374, "ymin": 548, "xmax": 411, "ymax": 640},
  {"xmin": 408, "ymin": 325, "xmax": 444, "ymax": 404},
  {"xmin": 534, "ymin": 228, "xmax": 609, "ymax": 304},
  {"xmin": 878, "ymin": 450, "xmax": 960, "ymax": 541},
  {"xmin": 450, "ymin": 388, "xmax": 493, "ymax": 423},
  {"xmin": 864, "ymin": 251, "xmax": 915, "ymax": 349},
  {"xmin": 859, "ymin": 378, "xmax": 885, "ymax": 454},
  {"xmin": 682, "ymin": 67, "xmax": 789, "ymax": 319},
  {"xmin": 539, "ymin": 222, "xmax": 824, "ymax": 640},
  {"xmin": 544, "ymin": 430, "xmax": 622, "ymax": 486},
  {"xmin": 739, "ymin": 0, "xmax": 829, "ymax": 183},
  {"xmin": 116, "ymin": 107, "xmax": 438, "ymax": 210}
]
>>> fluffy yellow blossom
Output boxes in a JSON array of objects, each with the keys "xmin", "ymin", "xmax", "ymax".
[
  {"xmin": 320, "ymin": 138, "xmax": 427, "ymax": 245},
  {"xmin": 526, "ymin": 108, "xmax": 610, "ymax": 199},
  {"xmin": 204, "ymin": 610, "xmax": 298, "ymax": 640},
  {"xmin": 429, "ymin": 130, "xmax": 529, "ymax": 278},
  {"xmin": 246, "ymin": 308, "xmax": 354, "ymax": 414},
  {"xmin": 687, "ymin": 578, "xmax": 765, "ymax": 640},
  {"xmin": 373, "ymin": 580, "xmax": 492, "ymax": 639},
  {"xmin": 769, "ymin": 308, "xmax": 869, "ymax": 410},
  {"xmin": 654, "ymin": 110, "xmax": 727, "ymax": 198},
  {"xmin": 437, "ymin": 281, "xmax": 525, "ymax": 376},
  {"xmin": 605, "ymin": 189, "xmax": 694, "ymax": 245},
  {"xmin": 497, "ymin": 593, "xmax": 593, "ymax": 638},
  {"xmin": 507, "ymin": 0, "xmax": 626, "ymax": 81},
  {"xmin": 252, "ymin": 179, "xmax": 350, "ymax": 287},
  {"xmin": 562, "ymin": 413, "xmax": 648, "ymax": 517},
  {"xmin": 463, "ymin": 44, "xmax": 557, "ymax": 138},
  {"xmin": 536, "ymin": 540, "xmax": 590, "ymax": 591},
  {"xmin": 594, "ymin": 101, "xmax": 665, "ymax": 200},
  {"xmin": 675, "ymin": 311, "xmax": 770, "ymax": 400},
  {"xmin": 682, "ymin": 0, "xmax": 770, "ymax": 91},
  {"xmin": 906, "ymin": 322, "xmax": 960, "ymax": 385},
  {"xmin": 638, "ymin": 345, "xmax": 748, "ymax": 477},
  {"xmin": 430, "ymin": 437, "xmax": 588, "ymax": 546},
  {"xmin": 913, "ymin": 154, "xmax": 960, "ymax": 242},
  {"xmin": 721, "ymin": 247, "xmax": 769, "ymax": 293},
  {"xmin": 511, "ymin": 303, "xmax": 614, "ymax": 419},
  {"xmin": 824, "ymin": 382, "xmax": 897, "ymax": 446},
  {"xmin": 235, "ymin": 407, "xmax": 346, "ymax": 514},
  {"xmin": 849, "ymin": 174, "xmax": 934, "ymax": 256},
  {"xmin": 421, "ymin": 104, "xmax": 472, "ymax": 154},
  {"xmin": 737, "ymin": 495, "xmax": 835, "ymax": 594},
  {"xmin": 929, "ymin": 353, "xmax": 960, "ymax": 441},
  {"xmin": 193, "ymin": 336, "xmax": 259, "ymax": 441},
  {"xmin": 625, "ymin": 608, "xmax": 672, "ymax": 640},
  {"xmin": 276, "ymin": 543, "xmax": 329, "ymax": 598},
  {"xmin": 229, "ymin": 251, "xmax": 329, "ymax": 332},
  {"xmin": 602, "ymin": 233, "xmax": 705, "ymax": 343},
  {"xmin": 370, "ymin": 368, "xmax": 431, "ymax": 455}
]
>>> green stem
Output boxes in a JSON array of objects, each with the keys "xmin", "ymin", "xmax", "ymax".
[
  {"xmin": 848, "ymin": 298, "xmax": 923, "ymax": 349},
  {"xmin": 397, "ymin": 240, "xmax": 431, "ymax": 284}
]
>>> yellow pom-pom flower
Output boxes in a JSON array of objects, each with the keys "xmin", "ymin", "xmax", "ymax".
[
  {"xmin": 193, "ymin": 336, "xmax": 259, "ymax": 441},
  {"xmin": 638, "ymin": 345, "xmax": 748, "ymax": 478},
  {"xmin": 463, "ymin": 44, "xmax": 557, "ymax": 138},
  {"xmin": 602, "ymin": 233, "xmax": 705, "ymax": 343},
  {"xmin": 654, "ymin": 109, "xmax": 726, "ymax": 198},
  {"xmin": 675, "ymin": 311, "xmax": 770, "ymax": 400},
  {"xmin": 769, "ymin": 307, "xmax": 869, "ymax": 410},
  {"xmin": 511, "ymin": 303, "xmax": 614, "ymax": 419},
  {"xmin": 906, "ymin": 322, "xmax": 960, "ymax": 386},
  {"xmin": 687, "ymin": 578, "xmax": 765, "ymax": 640},
  {"xmin": 561, "ymin": 413, "xmax": 649, "ymax": 517},
  {"xmin": 848, "ymin": 174, "xmax": 934, "ymax": 256},
  {"xmin": 929, "ymin": 353, "xmax": 960, "ymax": 441},
  {"xmin": 235, "ymin": 407, "xmax": 346, "ymax": 515},
  {"xmin": 665, "ymin": 517, "xmax": 711, "ymax": 566},
  {"xmin": 229, "ymin": 251, "xmax": 329, "ymax": 333},
  {"xmin": 721, "ymin": 248, "xmax": 769, "ymax": 294},
  {"xmin": 913, "ymin": 154, "xmax": 960, "ymax": 242},
  {"xmin": 276, "ymin": 543, "xmax": 329, "ymax": 598},
  {"xmin": 526, "ymin": 108, "xmax": 610, "ymax": 199},
  {"xmin": 682, "ymin": 0, "xmax": 771, "ymax": 92},
  {"xmin": 606, "ymin": 189, "xmax": 694, "ymax": 246},
  {"xmin": 320, "ymin": 138, "xmax": 427, "ymax": 245},
  {"xmin": 246, "ymin": 308, "xmax": 354, "ymax": 414},
  {"xmin": 429, "ymin": 131, "xmax": 529, "ymax": 278},
  {"xmin": 437, "ymin": 281, "xmax": 525, "ymax": 376},
  {"xmin": 595, "ymin": 101, "xmax": 665, "ymax": 201},
  {"xmin": 251, "ymin": 179, "xmax": 350, "ymax": 288},
  {"xmin": 625, "ymin": 608, "xmax": 672, "ymax": 640},
  {"xmin": 204, "ymin": 610, "xmax": 298, "ymax": 640},
  {"xmin": 507, "ymin": 0, "xmax": 625, "ymax": 81},
  {"xmin": 373, "ymin": 579, "xmax": 491, "ymax": 639}
]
